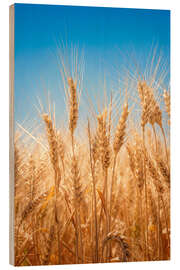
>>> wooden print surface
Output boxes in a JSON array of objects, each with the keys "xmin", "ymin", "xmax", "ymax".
[{"xmin": 10, "ymin": 4, "xmax": 170, "ymax": 266}]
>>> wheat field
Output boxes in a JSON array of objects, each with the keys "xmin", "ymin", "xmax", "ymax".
[{"xmin": 13, "ymin": 51, "xmax": 170, "ymax": 266}]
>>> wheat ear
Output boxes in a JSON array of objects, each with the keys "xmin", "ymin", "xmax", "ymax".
[
  {"xmin": 67, "ymin": 77, "xmax": 79, "ymax": 136},
  {"xmin": 102, "ymin": 232, "xmax": 130, "ymax": 262},
  {"xmin": 96, "ymin": 109, "xmax": 110, "ymax": 260},
  {"xmin": 42, "ymin": 114, "xmax": 62, "ymax": 264},
  {"xmin": 163, "ymin": 90, "xmax": 170, "ymax": 125},
  {"xmin": 109, "ymin": 102, "xmax": 129, "ymax": 236},
  {"xmin": 67, "ymin": 77, "xmax": 84, "ymax": 263},
  {"xmin": 144, "ymin": 148, "xmax": 170, "ymax": 255}
]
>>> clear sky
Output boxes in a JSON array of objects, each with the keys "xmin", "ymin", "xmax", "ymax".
[{"xmin": 14, "ymin": 3, "xmax": 170, "ymax": 129}]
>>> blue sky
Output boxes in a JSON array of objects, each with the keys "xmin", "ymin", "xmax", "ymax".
[{"xmin": 14, "ymin": 4, "xmax": 170, "ymax": 128}]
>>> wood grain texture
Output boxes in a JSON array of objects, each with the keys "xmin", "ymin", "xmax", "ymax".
[{"xmin": 9, "ymin": 4, "xmax": 15, "ymax": 266}]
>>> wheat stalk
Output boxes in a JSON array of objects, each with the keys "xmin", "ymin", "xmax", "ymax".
[
  {"xmin": 87, "ymin": 120, "xmax": 99, "ymax": 262},
  {"xmin": 42, "ymin": 113, "xmax": 62, "ymax": 264},
  {"xmin": 109, "ymin": 102, "xmax": 129, "ymax": 244},
  {"xmin": 96, "ymin": 109, "xmax": 110, "ymax": 260}
]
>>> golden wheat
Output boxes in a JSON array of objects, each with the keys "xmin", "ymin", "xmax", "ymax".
[{"xmin": 14, "ymin": 68, "xmax": 170, "ymax": 266}]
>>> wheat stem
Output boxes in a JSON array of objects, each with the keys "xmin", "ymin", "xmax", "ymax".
[{"xmin": 87, "ymin": 120, "xmax": 99, "ymax": 262}]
